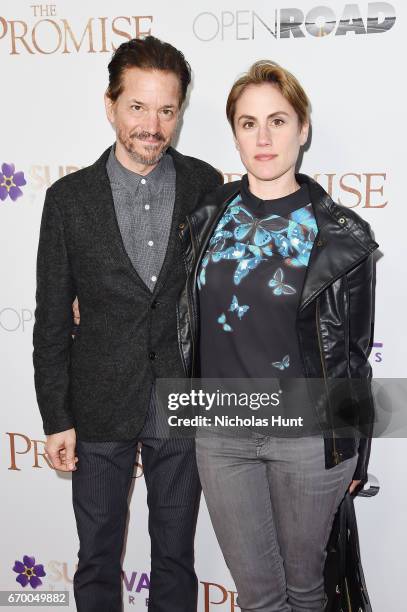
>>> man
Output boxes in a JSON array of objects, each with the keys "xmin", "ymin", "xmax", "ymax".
[{"xmin": 33, "ymin": 36, "xmax": 223, "ymax": 612}]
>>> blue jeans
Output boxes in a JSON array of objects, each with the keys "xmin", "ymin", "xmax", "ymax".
[{"xmin": 195, "ymin": 432, "xmax": 358, "ymax": 612}]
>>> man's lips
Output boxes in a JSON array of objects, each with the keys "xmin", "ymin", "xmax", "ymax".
[
  {"xmin": 137, "ymin": 138, "xmax": 163, "ymax": 144},
  {"xmin": 142, "ymin": 140, "xmax": 162, "ymax": 145},
  {"xmin": 131, "ymin": 134, "xmax": 164, "ymax": 144},
  {"xmin": 254, "ymin": 154, "xmax": 278, "ymax": 161}
]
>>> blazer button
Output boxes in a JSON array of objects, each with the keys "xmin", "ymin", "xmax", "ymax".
[
  {"xmin": 149, "ymin": 351, "xmax": 156, "ymax": 360},
  {"xmin": 179, "ymin": 222, "xmax": 185, "ymax": 230},
  {"xmin": 317, "ymin": 239, "xmax": 324, "ymax": 247},
  {"xmin": 151, "ymin": 300, "xmax": 158, "ymax": 309},
  {"xmin": 338, "ymin": 217, "xmax": 346, "ymax": 225}
]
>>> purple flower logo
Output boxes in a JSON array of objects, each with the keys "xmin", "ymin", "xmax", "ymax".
[
  {"xmin": 12, "ymin": 555, "xmax": 46, "ymax": 589},
  {"xmin": 0, "ymin": 163, "xmax": 27, "ymax": 202}
]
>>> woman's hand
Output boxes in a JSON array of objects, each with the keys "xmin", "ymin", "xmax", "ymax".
[
  {"xmin": 348, "ymin": 479, "xmax": 362, "ymax": 494},
  {"xmin": 72, "ymin": 297, "xmax": 80, "ymax": 325}
]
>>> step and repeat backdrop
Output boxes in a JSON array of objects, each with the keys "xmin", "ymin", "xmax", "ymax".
[{"xmin": 1, "ymin": 1, "xmax": 406, "ymax": 610}]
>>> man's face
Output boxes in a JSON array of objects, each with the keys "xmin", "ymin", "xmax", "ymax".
[{"xmin": 105, "ymin": 67, "xmax": 181, "ymax": 166}]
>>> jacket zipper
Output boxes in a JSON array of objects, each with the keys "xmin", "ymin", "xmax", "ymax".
[
  {"xmin": 182, "ymin": 216, "xmax": 198, "ymax": 377},
  {"xmin": 344, "ymin": 576, "xmax": 352, "ymax": 611},
  {"xmin": 315, "ymin": 297, "xmax": 340, "ymax": 466}
]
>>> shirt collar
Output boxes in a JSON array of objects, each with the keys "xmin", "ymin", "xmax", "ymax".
[
  {"xmin": 240, "ymin": 173, "xmax": 310, "ymax": 218},
  {"xmin": 106, "ymin": 144, "xmax": 173, "ymax": 196}
]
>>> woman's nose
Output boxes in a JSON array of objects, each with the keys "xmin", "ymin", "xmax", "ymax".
[{"xmin": 257, "ymin": 125, "xmax": 272, "ymax": 146}]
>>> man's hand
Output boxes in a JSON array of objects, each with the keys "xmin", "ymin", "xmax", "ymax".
[
  {"xmin": 72, "ymin": 298, "xmax": 80, "ymax": 325},
  {"xmin": 45, "ymin": 428, "xmax": 78, "ymax": 472}
]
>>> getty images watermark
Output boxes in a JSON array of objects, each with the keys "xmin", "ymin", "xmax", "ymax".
[
  {"xmin": 154, "ymin": 377, "xmax": 388, "ymax": 439},
  {"xmin": 166, "ymin": 388, "xmax": 302, "ymax": 428}
]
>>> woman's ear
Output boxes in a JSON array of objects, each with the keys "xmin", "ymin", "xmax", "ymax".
[{"xmin": 299, "ymin": 121, "xmax": 309, "ymax": 146}]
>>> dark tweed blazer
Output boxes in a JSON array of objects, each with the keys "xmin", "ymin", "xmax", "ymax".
[{"xmin": 33, "ymin": 146, "xmax": 222, "ymax": 440}]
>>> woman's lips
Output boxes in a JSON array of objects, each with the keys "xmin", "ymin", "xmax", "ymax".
[{"xmin": 254, "ymin": 154, "xmax": 278, "ymax": 161}]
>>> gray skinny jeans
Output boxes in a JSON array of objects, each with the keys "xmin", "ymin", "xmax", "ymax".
[{"xmin": 196, "ymin": 432, "xmax": 358, "ymax": 612}]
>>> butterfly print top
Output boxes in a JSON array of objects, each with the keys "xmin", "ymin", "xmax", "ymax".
[{"xmin": 198, "ymin": 176, "xmax": 317, "ymax": 389}]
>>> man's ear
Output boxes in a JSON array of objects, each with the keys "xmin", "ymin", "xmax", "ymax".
[{"xmin": 104, "ymin": 93, "xmax": 115, "ymax": 125}]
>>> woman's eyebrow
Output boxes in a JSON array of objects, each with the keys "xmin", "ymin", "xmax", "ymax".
[{"xmin": 237, "ymin": 111, "xmax": 290, "ymax": 121}]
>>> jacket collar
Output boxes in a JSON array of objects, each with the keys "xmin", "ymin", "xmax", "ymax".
[
  {"xmin": 189, "ymin": 173, "xmax": 378, "ymax": 311},
  {"xmin": 295, "ymin": 173, "xmax": 378, "ymax": 311}
]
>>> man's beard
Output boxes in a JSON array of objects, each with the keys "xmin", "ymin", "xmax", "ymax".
[{"xmin": 119, "ymin": 129, "xmax": 169, "ymax": 166}]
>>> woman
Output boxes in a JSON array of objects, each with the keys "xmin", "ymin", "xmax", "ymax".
[{"xmin": 177, "ymin": 61, "xmax": 377, "ymax": 611}]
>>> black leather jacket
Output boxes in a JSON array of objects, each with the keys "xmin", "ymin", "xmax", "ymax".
[{"xmin": 177, "ymin": 174, "xmax": 378, "ymax": 482}]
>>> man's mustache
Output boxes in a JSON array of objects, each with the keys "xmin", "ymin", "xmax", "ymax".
[{"xmin": 131, "ymin": 131, "xmax": 165, "ymax": 143}]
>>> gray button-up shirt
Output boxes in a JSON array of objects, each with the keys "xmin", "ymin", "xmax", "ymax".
[{"xmin": 106, "ymin": 146, "xmax": 176, "ymax": 292}]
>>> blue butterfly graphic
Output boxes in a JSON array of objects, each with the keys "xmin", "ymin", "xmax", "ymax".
[
  {"xmin": 197, "ymin": 267, "xmax": 206, "ymax": 290},
  {"xmin": 286, "ymin": 248, "xmax": 312, "ymax": 268},
  {"xmin": 282, "ymin": 208, "xmax": 317, "ymax": 266},
  {"xmin": 217, "ymin": 313, "xmax": 233, "ymax": 332},
  {"xmin": 213, "ymin": 211, "xmax": 234, "ymax": 232},
  {"xmin": 220, "ymin": 242, "xmax": 248, "ymax": 260},
  {"xmin": 229, "ymin": 295, "xmax": 250, "ymax": 319},
  {"xmin": 230, "ymin": 205, "xmax": 289, "ymax": 247},
  {"xmin": 268, "ymin": 268, "xmax": 296, "ymax": 296},
  {"xmin": 286, "ymin": 223, "xmax": 303, "ymax": 243},
  {"xmin": 290, "ymin": 206, "xmax": 312, "ymax": 226},
  {"xmin": 290, "ymin": 205, "xmax": 318, "ymax": 232},
  {"xmin": 208, "ymin": 241, "xmax": 264, "ymax": 286},
  {"xmin": 273, "ymin": 234, "xmax": 291, "ymax": 258},
  {"xmin": 207, "ymin": 229, "xmax": 233, "ymax": 251},
  {"xmin": 285, "ymin": 232, "xmax": 315, "ymax": 267},
  {"xmin": 234, "ymin": 256, "xmax": 264, "ymax": 285},
  {"xmin": 272, "ymin": 354, "xmax": 290, "ymax": 370},
  {"xmin": 247, "ymin": 244, "xmax": 274, "ymax": 258},
  {"xmin": 198, "ymin": 234, "xmax": 231, "ymax": 288}
]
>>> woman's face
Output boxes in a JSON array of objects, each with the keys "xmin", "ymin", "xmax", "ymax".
[{"xmin": 233, "ymin": 83, "xmax": 309, "ymax": 185}]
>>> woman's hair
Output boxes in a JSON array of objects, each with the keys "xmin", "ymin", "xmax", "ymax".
[
  {"xmin": 226, "ymin": 60, "xmax": 310, "ymax": 133},
  {"xmin": 106, "ymin": 36, "xmax": 191, "ymax": 107}
]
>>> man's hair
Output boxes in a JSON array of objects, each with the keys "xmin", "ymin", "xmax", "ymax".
[
  {"xmin": 226, "ymin": 60, "xmax": 310, "ymax": 134},
  {"xmin": 106, "ymin": 36, "xmax": 191, "ymax": 107}
]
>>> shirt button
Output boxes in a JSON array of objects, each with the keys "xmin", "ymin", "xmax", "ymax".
[
  {"xmin": 144, "ymin": 204, "xmax": 150, "ymax": 210},
  {"xmin": 141, "ymin": 178, "xmax": 146, "ymax": 185},
  {"xmin": 148, "ymin": 240, "xmax": 154, "ymax": 247},
  {"xmin": 151, "ymin": 275, "xmax": 157, "ymax": 282},
  {"xmin": 149, "ymin": 351, "xmax": 156, "ymax": 360}
]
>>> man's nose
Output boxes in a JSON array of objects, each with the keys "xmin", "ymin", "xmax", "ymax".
[{"xmin": 144, "ymin": 112, "xmax": 160, "ymax": 135}]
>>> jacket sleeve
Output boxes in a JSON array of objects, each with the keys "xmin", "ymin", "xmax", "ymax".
[
  {"xmin": 211, "ymin": 168, "xmax": 225, "ymax": 189},
  {"xmin": 33, "ymin": 188, "xmax": 76, "ymax": 435},
  {"xmin": 200, "ymin": 166, "xmax": 224, "ymax": 196},
  {"xmin": 346, "ymin": 252, "xmax": 376, "ymax": 482}
]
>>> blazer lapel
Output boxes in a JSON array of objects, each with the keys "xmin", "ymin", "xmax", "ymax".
[
  {"xmin": 83, "ymin": 147, "xmax": 157, "ymax": 295},
  {"xmin": 298, "ymin": 174, "xmax": 379, "ymax": 311}
]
